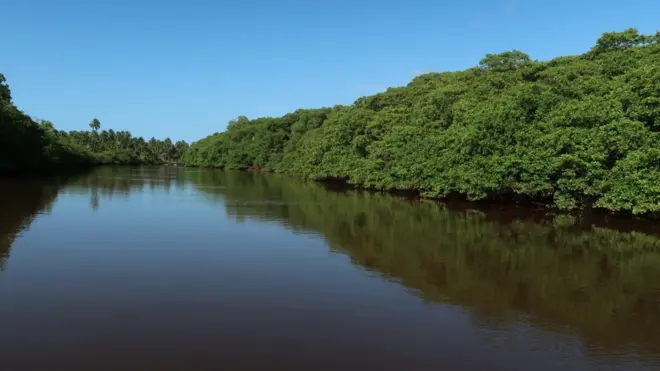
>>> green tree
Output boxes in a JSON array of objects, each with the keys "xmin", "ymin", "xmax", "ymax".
[
  {"xmin": 89, "ymin": 118, "xmax": 101, "ymax": 132},
  {"xmin": 590, "ymin": 28, "xmax": 646, "ymax": 54},
  {"xmin": 0, "ymin": 73, "xmax": 11, "ymax": 102},
  {"xmin": 41, "ymin": 120, "xmax": 56, "ymax": 134},
  {"xmin": 478, "ymin": 50, "xmax": 532, "ymax": 71}
]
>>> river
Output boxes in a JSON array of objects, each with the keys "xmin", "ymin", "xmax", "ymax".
[{"xmin": 1, "ymin": 166, "xmax": 660, "ymax": 371}]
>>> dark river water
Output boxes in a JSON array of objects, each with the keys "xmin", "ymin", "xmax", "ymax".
[{"xmin": 1, "ymin": 166, "xmax": 660, "ymax": 371}]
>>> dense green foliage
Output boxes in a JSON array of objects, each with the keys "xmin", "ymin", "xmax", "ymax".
[
  {"xmin": 1, "ymin": 73, "xmax": 96, "ymax": 174},
  {"xmin": 182, "ymin": 29, "xmax": 660, "ymax": 214},
  {"xmin": 59, "ymin": 123, "xmax": 189, "ymax": 165},
  {"xmin": 1, "ymin": 74, "xmax": 189, "ymax": 175}
]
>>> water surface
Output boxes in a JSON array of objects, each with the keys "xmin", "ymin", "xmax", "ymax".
[{"xmin": 1, "ymin": 166, "xmax": 660, "ymax": 371}]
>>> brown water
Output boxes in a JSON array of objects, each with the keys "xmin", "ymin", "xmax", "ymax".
[{"xmin": 1, "ymin": 166, "xmax": 660, "ymax": 371}]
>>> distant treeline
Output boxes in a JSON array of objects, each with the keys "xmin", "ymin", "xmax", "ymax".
[
  {"xmin": 60, "ymin": 123, "xmax": 189, "ymax": 166},
  {"xmin": 0, "ymin": 75, "xmax": 189, "ymax": 175},
  {"xmin": 182, "ymin": 29, "xmax": 660, "ymax": 215}
]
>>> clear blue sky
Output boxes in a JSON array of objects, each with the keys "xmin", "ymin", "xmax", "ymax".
[{"xmin": 2, "ymin": 0, "xmax": 658, "ymax": 142}]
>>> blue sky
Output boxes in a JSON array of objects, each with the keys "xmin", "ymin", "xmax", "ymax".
[{"xmin": 2, "ymin": 0, "xmax": 659, "ymax": 142}]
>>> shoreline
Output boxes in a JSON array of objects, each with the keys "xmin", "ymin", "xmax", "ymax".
[{"xmin": 189, "ymin": 165, "xmax": 660, "ymax": 225}]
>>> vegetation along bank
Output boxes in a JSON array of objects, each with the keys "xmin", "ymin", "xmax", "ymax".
[
  {"xmin": 0, "ymin": 73, "xmax": 189, "ymax": 176},
  {"xmin": 181, "ymin": 29, "xmax": 660, "ymax": 215}
]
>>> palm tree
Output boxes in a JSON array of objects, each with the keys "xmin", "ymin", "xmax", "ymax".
[{"xmin": 89, "ymin": 118, "xmax": 101, "ymax": 132}]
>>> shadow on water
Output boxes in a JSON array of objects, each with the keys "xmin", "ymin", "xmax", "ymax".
[
  {"xmin": 0, "ymin": 179, "xmax": 64, "ymax": 271},
  {"xmin": 182, "ymin": 168, "xmax": 660, "ymax": 359},
  {"xmin": 2, "ymin": 166, "xmax": 660, "ymax": 368},
  {"xmin": 61, "ymin": 166, "xmax": 187, "ymax": 209},
  {"xmin": 0, "ymin": 166, "xmax": 184, "ymax": 267}
]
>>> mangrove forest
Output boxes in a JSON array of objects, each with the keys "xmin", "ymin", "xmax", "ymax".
[{"xmin": 182, "ymin": 29, "xmax": 660, "ymax": 215}]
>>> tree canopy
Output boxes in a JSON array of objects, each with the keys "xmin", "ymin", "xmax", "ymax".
[{"xmin": 182, "ymin": 29, "xmax": 660, "ymax": 215}]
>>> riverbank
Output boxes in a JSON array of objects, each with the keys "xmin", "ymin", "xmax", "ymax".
[
  {"xmin": 180, "ymin": 30, "xmax": 660, "ymax": 216},
  {"xmin": 185, "ymin": 164, "xmax": 660, "ymax": 221}
]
